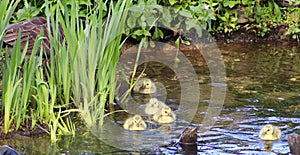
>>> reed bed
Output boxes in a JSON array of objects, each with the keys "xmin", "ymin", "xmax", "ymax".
[{"xmin": 0, "ymin": 0, "xmax": 130, "ymax": 142}]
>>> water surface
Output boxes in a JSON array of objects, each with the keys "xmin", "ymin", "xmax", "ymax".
[{"xmin": 1, "ymin": 42, "xmax": 300, "ymax": 154}]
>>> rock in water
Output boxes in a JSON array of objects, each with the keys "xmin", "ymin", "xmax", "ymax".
[
  {"xmin": 288, "ymin": 135, "xmax": 300, "ymax": 155},
  {"xmin": 2, "ymin": 17, "xmax": 65, "ymax": 57},
  {"xmin": 0, "ymin": 145, "xmax": 23, "ymax": 155},
  {"xmin": 179, "ymin": 127, "xmax": 198, "ymax": 145}
]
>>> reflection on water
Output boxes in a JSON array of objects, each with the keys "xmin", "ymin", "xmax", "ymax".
[{"xmin": 1, "ymin": 42, "xmax": 300, "ymax": 154}]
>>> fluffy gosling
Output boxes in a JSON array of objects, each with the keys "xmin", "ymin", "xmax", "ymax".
[
  {"xmin": 153, "ymin": 105, "xmax": 176, "ymax": 124},
  {"xmin": 145, "ymin": 98, "xmax": 166, "ymax": 115},
  {"xmin": 123, "ymin": 115, "xmax": 147, "ymax": 130},
  {"xmin": 133, "ymin": 78, "xmax": 156, "ymax": 94},
  {"xmin": 259, "ymin": 124, "xmax": 281, "ymax": 141}
]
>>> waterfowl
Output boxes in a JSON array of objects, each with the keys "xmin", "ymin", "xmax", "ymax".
[
  {"xmin": 153, "ymin": 105, "xmax": 176, "ymax": 124},
  {"xmin": 123, "ymin": 115, "xmax": 147, "ymax": 130},
  {"xmin": 2, "ymin": 17, "xmax": 65, "ymax": 56},
  {"xmin": 133, "ymin": 78, "xmax": 156, "ymax": 94},
  {"xmin": 145, "ymin": 98, "xmax": 166, "ymax": 115},
  {"xmin": 259, "ymin": 124, "xmax": 281, "ymax": 141}
]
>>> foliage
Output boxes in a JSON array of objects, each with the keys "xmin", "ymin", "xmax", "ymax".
[
  {"xmin": 0, "ymin": 0, "xmax": 130, "ymax": 142},
  {"xmin": 284, "ymin": 6, "xmax": 300, "ymax": 40},
  {"xmin": 9, "ymin": 0, "xmax": 300, "ymax": 40},
  {"xmin": 11, "ymin": 0, "xmax": 93, "ymax": 22},
  {"xmin": 123, "ymin": 0, "xmax": 300, "ymax": 42}
]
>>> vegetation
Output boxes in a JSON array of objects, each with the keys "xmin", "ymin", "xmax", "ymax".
[
  {"xmin": 8, "ymin": 0, "xmax": 300, "ymax": 41},
  {"xmin": 124, "ymin": 0, "xmax": 300, "ymax": 42},
  {"xmin": 0, "ymin": 0, "xmax": 130, "ymax": 142}
]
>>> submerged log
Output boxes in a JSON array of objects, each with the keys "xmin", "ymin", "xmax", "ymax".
[{"xmin": 288, "ymin": 135, "xmax": 300, "ymax": 155}]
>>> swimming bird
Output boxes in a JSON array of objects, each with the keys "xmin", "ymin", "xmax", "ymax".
[
  {"xmin": 2, "ymin": 17, "xmax": 65, "ymax": 57},
  {"xmin": 145, "ymin": 98, "xmax": 166, "ymax": 115},
  {"xmin": 153, "ymin": 105, "xmax": 176, "ymax": 124},
  {"xmin": 259, "ymin": 124, "xmax": 281, "ymax": 141},
  {"xmin": 123, "ymin": 115, "xmax": 147, "ymax": 130},
  {"xmin": 133, "ymin": 78, "xmax": 156, "ymax": 94}
]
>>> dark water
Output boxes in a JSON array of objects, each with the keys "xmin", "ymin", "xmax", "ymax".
[{"xmin": 1, "ymin": 42, "xmax": 300, "ymax": 154}]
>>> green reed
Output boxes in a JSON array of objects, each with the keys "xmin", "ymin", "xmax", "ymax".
[
  {"xmin": 69, "ymin": 0, "xmax": 131, "ymax": 128},
  {"xmin": 1, "ymin": 0, "xmax": 130, "ymax": 142}
]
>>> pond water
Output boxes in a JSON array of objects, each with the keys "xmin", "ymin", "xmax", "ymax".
[{"xmin": 1, "ymin": 41, "xmax": 300, "ymax": 154}]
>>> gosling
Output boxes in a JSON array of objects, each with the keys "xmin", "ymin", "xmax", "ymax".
[
  {"xmin": 123, "ymin": 115, "xmax": 147, "ymax": 130},
  {"xmin": 145, "ymin": 98, "xmax": 166, "ymax": 115},
  {"xmin": 133, "ymin": 78, "xmax": 156, "ymax": 94},
  {"xmin": 259, "ymin": 124, "xmax": 281, "ymax": 141},
  {"xmin": 153, "ymin": 105, "xmax": 176, "ymax": 124}
]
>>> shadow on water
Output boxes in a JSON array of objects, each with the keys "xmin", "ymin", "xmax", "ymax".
[{"xmin": 1, "ymin": 42, "xmax": 300, "ymax": 154}]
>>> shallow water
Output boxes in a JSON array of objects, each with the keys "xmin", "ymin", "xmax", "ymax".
[{"xmin": 1, "ymin": 41, "xmax": 300, "ymax": 154}]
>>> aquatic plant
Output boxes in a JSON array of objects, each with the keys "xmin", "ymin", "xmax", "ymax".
[
  {"xmin": 0, "ymin": 0, "xmax": 130, "ymax": 142},
  {"xmin": 69, "ymin": 0, "xmax": 131, "ymax": 128}
]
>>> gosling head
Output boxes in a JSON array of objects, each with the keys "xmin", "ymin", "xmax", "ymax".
[
  {"xmin": 141, "ymin": 78, "xmax": 152, "ymax": 90},
  {"xmin": 133, "ymin": 78, "xmax": 156, "ymax": 94},
  {"xmin": 149, "ymin": 98, "xmax": 159, "ymax": 107},
  {"xmin": 161, "ymin": 107, "xmax": 172, "ymax": 116},
  {"xmin": 133, "ymin": 115, "xmax": 143, "ymax": 127},
  {"xmin": 261, "ymin": 124, "xmax": 274, "ymax": 136}
]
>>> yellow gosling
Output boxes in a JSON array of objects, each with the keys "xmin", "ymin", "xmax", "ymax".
[
  {"xmin": 259, "ymin": 124, "xmax": 281, "ymax": 141},
  {"xmin": 133, "ymin": 78, "xmax": 156, "ymax": 94},
  {"xmin": 123, "ymin": 115, "xmax": 147, "ymax": 130},
  {"xmin": 145, "ymin": 98, "xmax": 166, "ymax": 115},
  {"xmin": 153, "ymin": 105, "xmax": 176, "ymax": 124}
]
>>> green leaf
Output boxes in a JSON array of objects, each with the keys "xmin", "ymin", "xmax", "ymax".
[
  {"xmin": 189, "ymin": 5, "xmax": 202, "ymax": 14},
  {"xmin": 225, "ymin": 12, "xmax": 229, "ymax": 19},
  {"xmin": 228, "ymin": 1, "xmax": 238, "ymax": 8},
  {"xmin": 217, "ymin": 14, "xmax": 227, "ymax": 21},
  {"xmin": 173, "ymin": 4, "xmax": 182, "ymax": 12},
  {"xmin": 273, "ymin": 2, "xmax": 281, "ymax": 20},
  {"xmin": 161, "ymin": 8, "xmax": 172, "ymax": 26},
  {"xmin": 132, "ymin": 29, "xmax": 151, "ymax": 37},
  {"xmin": 169, "ymin": 0, "xmax": 177, "ymax": 5},
  {"xmin": 185, "ymin": 18, "xmax": 198, "ymax": 31},
  {"xmin": 127, "ymin": 15, "xmax": 136, "ymax": 29},
  {"xmin": 152, "ymin": 27, "xmax": 164, "ymax": 40},
  {"xmin": 179, "ymin": 9, "xmax": 193, "ymax": 18}
]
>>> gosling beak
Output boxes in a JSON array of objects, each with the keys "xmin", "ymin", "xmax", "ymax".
[
  {"xmin": 136, "ymin": 123, "xmax": 140, "ymax": 127},
  {"xmin": 141, "ymin": 85, "xmax": 146, "ymax": 89}
]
